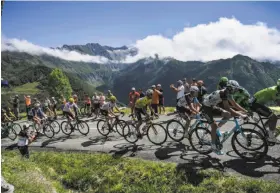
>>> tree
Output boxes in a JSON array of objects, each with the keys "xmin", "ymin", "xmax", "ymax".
[{"xmin": 47, "ymin": 68, "xmax": 72, "ymax": 99}]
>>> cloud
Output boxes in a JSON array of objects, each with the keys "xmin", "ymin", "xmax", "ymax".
[
  {"xmin": 124, "ymin": 17, "xmax": 280, "ymax": 63},
  {"xmin": 1, "ymin": 37, "xmax": 109, "ymax": 63},
  {"xmin": 2, "ymin": 17, "xmax": 280, "ymax": 63}
]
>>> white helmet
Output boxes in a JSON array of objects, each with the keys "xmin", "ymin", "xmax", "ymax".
[
  {"xmin": 146, "ymin": 89, "xmax": 153, "ymax": 97},
  {"xmin": 190, "ymin": 86, "xmax": 199, "ymax": 92},
  {"xmin": 227, "ymin": 80, "xmax": 240, "ymax": 92}
]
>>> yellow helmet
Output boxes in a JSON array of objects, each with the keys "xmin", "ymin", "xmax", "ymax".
[
  {"xmin": 110, "ymin": 96, "xmax": 117, "ymax": 102},
  {"xmin": 69, "ymin": 98, "xmax": 74, "ymax": 103}
]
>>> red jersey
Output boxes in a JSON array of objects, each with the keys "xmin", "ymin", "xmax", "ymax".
[{"xmin": 129, "ymin": 92, "xmax": 140, "ymax": 102}]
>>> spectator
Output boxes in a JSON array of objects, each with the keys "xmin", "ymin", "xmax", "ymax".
[
  {"xmin": 11, "ymin": 95, "xmax": 20, "ymax": 120},
  {"xmin": 99, "ymin": 93, "xmax": 106, "ymax": 106},
  {"xmin": 84, "ymin": 94, "xmax": 91, "ymax": 114},
  {"xmin": 129, "ymin": 87, "xmax": 140, "ymax": 116},
  {"xmin": 170, "ymin": 80, "xmax": 185, "ymax": 111},
  {"xmin": 183, "ymin": 78, "xmax": 190, "ymax": 94},
  {"xmin": 92, "ymin": 93, "xmax": 100, "ymax": 111},
  {"xmin": 191, "ymin": 78, "xmax": 197, "ymax": 86},
  {"xmin": 151, "ymin": 85, "xmax": 162, "ymax": 116},
  {"xmin": 17, "ymin": 125, "xmax": 37, "ymax": 159},
  {"xmin": 51, "ymin": 97, "xmax": 58, "ymax": 119},
  {"xmin": 157, "ymin": 84, "xmax": 165, "ymax": 114},
  {"xmin": 197, "ymin": 80, "xmax": 207, "ymax": 103},
  {"xmin": 138, "ymin": 89, "xmax": 145, "ymax": 98},
  {"xmin": 73, "ymin": 94, "xmax": 78, "ymax": 105},
  {"xmin": 24, "ymin": 95, "xmax": 32, "ymax": 116}
]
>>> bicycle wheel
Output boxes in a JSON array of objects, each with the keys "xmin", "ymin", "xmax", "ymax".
[
  {"xmin": 97, "ymin": 120, "xmax": 110, "ymax": 136},
  {"xmin": 43, "ymin": 124, "xmax": 55, "ymax": 138},
  {"xmin": 76, "ymin": 120, "xmax": 89, "ymax": 135},
  {"xmin": 232, "ymin": 128, "xmax": 268, "ymax": 161},
  {"xmin": 61, "ymin": 121, "xmax": 73, "ymax": 136},
  {"xmin": 12, "ymin": 123, "xmax": 22, "ymax": 134},
  {"xmin": 189, "ymin": 126, "xmax": 212, "ymax": 155},
  {"xmin": 49, "ymin": 120, "xmax": 61, "ymax": 134},
  {"xmin": 115, "ymin": 120, "xmax": 127, "ymax": 137},
  {"xmin": 241, "ymin": 122, "xmax": 267, "ymax": 137},
  {"xmin": 147, "ymin": 123, "xmax": 167, "ymax": 145},
  {"xmin": 8, "ymin": 127, "xmax": 17, "ymax": 140},
  {"xmin": 123, "ymin": 124, "xmax": 139, "ymax": 143},
  {"xmin": 166, "ymin": 120, "xmax": 185, "ymax": 142}
]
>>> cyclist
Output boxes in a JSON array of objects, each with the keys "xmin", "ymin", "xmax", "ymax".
[
  {"xmin": 63, "ymin": 98, "xmax": 79, "ymax": 120},
  {"xmin": 250, "ymin": 79, "xmax": 280, "ymax": 142},
  {"xmin": 232, "ymin": 85, "xmax": 251, "ymax": 110},
  {"xmin": 134, "ymin": 89, "xmax": 155, "ymax": 138},
  {"xmin": 30, "ymin": 103, "xmax": 47, "ymax": 133},
  {"xmin": 100, "ymin": 96, "xmax": 122, "ymax": 125},
  {"xmin": 177, "ymin": 86, "xmax": 201, "ymax": 137},
  {"xmin": 217, "ymin": 77, "xmax": 229, "ymax": 90},
  {"xmin": 1, "ymin": 109, "xmax": 12, "ymax": 123},
  {"xmin": 202, "ymin": 80, "xmax": 248, "ymax": 155}
]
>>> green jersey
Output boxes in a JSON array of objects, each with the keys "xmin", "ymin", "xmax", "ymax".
[
  {"xmin": 254, "ymin": 86, "xmax": 280, "ymax": 105},
  {"xmin": 233, "ymin": 87, "xmax": 250, "ymax": 104}
]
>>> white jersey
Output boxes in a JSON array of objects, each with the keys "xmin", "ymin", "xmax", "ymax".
[
  {"xmin": 100, "ymin": 102, "xmax": 115, "ymax": 111},
  {"xmin": 63, "ymin": 102, "xmax": 78, "ymax": 112},
  {"xmin": 92, "ymin": 96, "xmax": 100, "ymax": 104},
  {"xmin": 202, "ymin": 89, "xmax": 232, "ymax": 107}
]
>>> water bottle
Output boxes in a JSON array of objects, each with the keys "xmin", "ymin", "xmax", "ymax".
[{"xmin": 216, "ymin": 129, "xmax": 222, "ymax": 137}]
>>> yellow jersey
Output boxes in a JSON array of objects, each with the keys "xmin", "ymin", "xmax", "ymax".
[{"xmin": 135, "ymin": 97, "xmax": 151, "ymax": 108}]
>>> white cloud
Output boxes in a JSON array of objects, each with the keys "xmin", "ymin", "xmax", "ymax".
[
  {"xmin": 124, "ymin": 17, "xmax": 280, "ymax": 63},
  {"xmin": 1, "ymin": 37, "xmax": 109, "ymax": 63},
  {"xmin": 2, "ymin": 17, "xmax": 280, "ymax": 64}
]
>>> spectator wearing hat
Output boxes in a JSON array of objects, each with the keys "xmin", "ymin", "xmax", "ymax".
[
  {"xmin": 183, "ymin": 78, "xmax": 190, "ymax": 94},
  {"xmin": 170, "ymin": 80, "xmax": 185, "ymax": 111},
  {"xmin": 151, "ymin": 85, "xmax": 162, "ymax": 116},
  {"xmin": 157, "ymin": 84, "xmax": 165, "ymax": 114},
  {"xmin": 129, "ymin": 87, "xmax": 140, "ymax": 115}
]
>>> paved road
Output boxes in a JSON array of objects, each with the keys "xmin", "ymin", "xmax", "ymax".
[{"xmin": 2, "ymin": 115, "xmax": 280, "ymax": 182}]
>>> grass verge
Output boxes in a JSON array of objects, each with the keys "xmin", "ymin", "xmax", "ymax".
[{"xmin": 2, "ymin": 151, "xmax": 280, "ymax": 193}]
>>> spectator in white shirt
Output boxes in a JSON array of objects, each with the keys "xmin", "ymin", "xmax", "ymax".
[{"xmin": 170, "ymin": 80, "xmax": 185, "ymax": 111}]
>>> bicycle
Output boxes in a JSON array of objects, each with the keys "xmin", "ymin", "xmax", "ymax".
[
  {"xmin": 189, "ymin": 116, "xmax": 268, "ymax": 161},
  {"xmin": 1, "ymin": 121, "xmax": 21, "ymax": 140},
  {"xmin": 27, "ymin": 118, "xmax": 55, "ymax": 139},
  {"xmin": 122, "ymin": 115, "xmax": 168, "ymax": 145},
  {"xmin": 166, "ymin": 112, "xmax": 208, "ymax": 142},
  {"xmin": 96, "ymin": 112, "xmax": 127, "ymax": 137},
  {"xmin": 61, "ymin": 116, "xmax": 89, "ymax": 136},
  {"xmin": 243, "ymin": 112, "xmax": 280, "ymax": 146},
  {"xmin": 46, "ymin": 117, "xmax": 61, "ymax": 134}
]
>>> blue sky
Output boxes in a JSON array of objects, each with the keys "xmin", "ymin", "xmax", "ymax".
[{"xmin": 2, "ymin": 1, "xmax": 280, "ymax": 47}]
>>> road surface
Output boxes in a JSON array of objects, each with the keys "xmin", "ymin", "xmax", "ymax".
[{"xmin": 2, "ymin": 115, "xmax": 280, "ymax": 182}]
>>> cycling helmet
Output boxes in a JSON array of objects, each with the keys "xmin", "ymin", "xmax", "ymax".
[
  {"xmin": 110, "ymin": 96, "xmax": 117, "ymax": 102},
  {"xmin": 190, "ymin": 86, "xmax": 199, "ymax": 92},
  {"xmin": 220, "ymin": 77, "xmax": 228, "ymax": 83},
  {"xmin": 226, "ymin": 80, "xmax": 240, "ymax": 92},
  {"xmin": 146, "ymin": 89, "xmax": 153, "ymax": 97},
  {"xmin": 34, "ymin": 103, "xmax": 40, "ymax": 108},
  {"xmin": 69, "ymin": 98, "xmax": 74, "ymax": 103}
]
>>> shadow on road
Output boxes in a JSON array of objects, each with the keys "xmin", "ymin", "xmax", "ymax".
[
  {"xmin": 176, "ymin": 155, "xmax": 224, "ymax": 186},
  {"xmin": 41, "ymin": 135, "xmax": 77, "ymax": 147},
  {"xmin": 109, "ymin": 143, "xmax": 148, "ymax": 158},
  {"xmin": 81, "ymin": 136, "xmax": 107, "ymax": 147},
  {"xmin": 223, "ymin": 155, "xmax": 280, "ymax": 178},
  {"xmin": 154, "ymin": 142, "xmax": 189, "ymax": 160}
]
